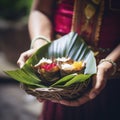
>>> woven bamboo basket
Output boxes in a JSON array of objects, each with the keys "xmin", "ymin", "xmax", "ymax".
[
  {"xmin": 5, "ymin": 31, "xmax": 96, "ymax": 101},
  {"xmin": 21, "ymin": 78, "xmax": 92, "ymax": 100},
  {"xmin": 5, "ymin": 0, "xmax": 97, "ymax": 101}
]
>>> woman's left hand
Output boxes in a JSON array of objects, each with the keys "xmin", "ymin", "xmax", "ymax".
[{"xmin": 52, "ymin": 61, "xmax": 114, "ymax": 106}]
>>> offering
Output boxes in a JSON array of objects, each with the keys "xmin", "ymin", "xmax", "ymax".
[
  {"xmin": 33, "ymin": 57, "xmax": 86, "ymax": 84},
  {"xmin": 5, "ymin": 32, "xmax": 96, "ymax": 100},
  {"xmin": 57, "ymin": 57, "xmax": 86, "ymax": 77},
  {"xmin": 33, "ymin": 58, "xmax": 61, "ymax": 84}
]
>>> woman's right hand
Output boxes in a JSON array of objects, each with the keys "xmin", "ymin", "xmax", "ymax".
[
  {"xmin": 17, "ymin": 48, "xmax": 37, "ymax": 68},
  {"xmin": 17, "ymin": 48, "xmax": 46, "ymax": 103}
]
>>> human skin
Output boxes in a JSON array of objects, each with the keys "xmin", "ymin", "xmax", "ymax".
[{"xmin": 17, "ymin": 0, "xmax": 120, "ymax": 106}]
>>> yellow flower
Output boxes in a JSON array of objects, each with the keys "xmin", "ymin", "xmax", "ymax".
[{"xmin": 72, "ymin": 61, "xmax": 83, "ymax": 70}]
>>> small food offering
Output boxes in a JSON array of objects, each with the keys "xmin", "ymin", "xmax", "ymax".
[
  {"xmin": 57, "ymin": 57, "xmax": 86, "ymax": 77},
  {"xmin": 33, "ymin": 58, "xmax": 61, "ymax": 84},
  {"xmin": 33, "ymin": 57, "xmax": 86, "ymax": 85},
  {"xmin": 5, "ymin": 32, "xmax": 96, "ymax": 100}
]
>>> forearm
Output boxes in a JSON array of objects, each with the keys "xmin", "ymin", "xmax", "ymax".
[
  {"xmin": 99, "ymin": 44, "xmax": 120, "ymax": 76},
  {"xmin": 28, "ymin": 11, "xmax": 53, "ymax": 49},
  {"xmin": 28, "ymin": 0, "xmax": 55, "ymax": 49},
  {"xmin": 105, "ymin": 44, "xmax": 120, "ymax": 63},
  {"xmin": 28, "ymin": 11, "xmax": 53, "ymax": 40}
]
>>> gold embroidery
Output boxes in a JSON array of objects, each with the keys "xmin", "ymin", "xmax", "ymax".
[
  {"xmin": 71, "ymin": 0, "xmax": 104, "ymax": 47},
  {"xmin": 82, "ymin": 4, "xmax": 96, "ymax": 34},
  {"xmin": 94, "ymin": 0, "xmax": 104, "ymax": 47},
  {"xmin": 92, "ymin": 0, "xmax": 100, "ymax": 4},
  {"xmin": 84, "ymin": 4, "xmax": 96, "ymax": 20}
]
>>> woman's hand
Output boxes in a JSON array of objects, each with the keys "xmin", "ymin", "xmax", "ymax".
[
  {"xmin": 17, "ymin": 49, "xmax": 37, "ymax": 68},
  {"xmin": 17, "ymin": 48, "xmax": 47, "ymax": 103},
  {"xmin": 52, "ymin": 61, "xmax": 114, "ymax": 106}
]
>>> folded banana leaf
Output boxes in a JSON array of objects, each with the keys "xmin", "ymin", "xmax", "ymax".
[{"xmin": 5, "ymin": 32, "xmax": 97, "ymax": 88}]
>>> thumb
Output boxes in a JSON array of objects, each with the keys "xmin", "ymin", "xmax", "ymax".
[{"xmin": 17, "ymin": 60, "xmax": 25, "ymax": 68}]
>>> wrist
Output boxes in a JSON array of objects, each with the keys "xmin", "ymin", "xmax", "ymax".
[
  {"xmin": 30, "ymin": 35, "xmax": 51, "ymax": 49},
  {"xmin": 99, "ymin": 59, "xmax": 117, "ymax": 76}
]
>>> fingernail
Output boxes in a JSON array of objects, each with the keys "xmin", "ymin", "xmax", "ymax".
[
  {"xmin": 20, "ymin": 63, "xmax": 24, "ymax": 68},
  {"xmin": 90, "ymin": 93, "xmax": 96, "ymax": 99}
]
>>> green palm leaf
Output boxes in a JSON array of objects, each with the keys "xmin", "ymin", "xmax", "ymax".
[
  {"xmin": 51, "ymin": 74, "xmax": 77, "ymax": 87},
  {"xmin": 64, "ymin": 74, "xmax": 92, "ymax": 87},
  {"xmin": 5, "ymin": 32, "xmax": 96, "ymax": 88}
]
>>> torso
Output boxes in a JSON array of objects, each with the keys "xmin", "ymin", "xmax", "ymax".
[{"xmin": 53, "ymin": 0, "xmax": 120, "ymax": 49}]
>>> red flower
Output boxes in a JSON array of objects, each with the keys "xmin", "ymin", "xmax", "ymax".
[{"xmin": 40, "ymin": 62, "xmax": 57, "ymax": 71}]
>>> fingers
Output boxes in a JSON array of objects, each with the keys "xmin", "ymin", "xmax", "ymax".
[
  {"xmin": 17, "ymin": 49, "xmax": 35, "ymax": 68},
  {"xmin": 57, "ymin": 64, "xmax": 109, "ymax": 106},
  {"xmin": 17, "ymin": 52, "xmax": 28, "ymax": 68},
  {"xmin": 89, "ymin": 65, "xmax": 107, "ymax": 99},
  {"xmin": 51, "ymin": 92, "xmax": 90, "ymax": 107},
  {"xmin": 59, "ymin": 93, "xmax": 90, "ymax": 106},
  {"xmin": 37, "ymin": 97, "xmax": 46, "ymax": 102},
  {"xmin": 17, "ymin": 53, "xmax": 27, "ymax": 68}
]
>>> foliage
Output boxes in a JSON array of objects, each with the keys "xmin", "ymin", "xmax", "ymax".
[
  {"xmin": 0, "ymin": 0, "xmax": 33, "ymax": 20},
  {"xmin": 5, "ymin": 32, "xmax": 97, "ymax": 88}
]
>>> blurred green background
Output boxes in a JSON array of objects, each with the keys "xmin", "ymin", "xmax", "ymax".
[
  {"xmin": 0, "ymin": 0, "xmax": 32, "ymax": 20},
  {"xmin": 0, "ymin": 1, "xmax": 43, "ymax": 120},
  {"xmin": 0, "ymin": 0, "xmax": 33, "ymax": 76}
]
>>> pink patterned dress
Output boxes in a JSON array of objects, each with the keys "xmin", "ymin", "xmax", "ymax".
[{"xmin": 39, "ymin": 0, "xmax": 120, "ymax": 120}]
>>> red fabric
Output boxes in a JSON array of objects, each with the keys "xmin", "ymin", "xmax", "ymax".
[
  {"xmin": 54, "ymin": 0, "xmax": 74, "ymax": 35},
  {"xmin": 54, "ymin": 0, "xmax": 120, "ymax": 49},
  {"xmin": 99, "ymin": 0, "xmax": 120, "ymax": 49},
  {"xmin": 39, "ymin": 0, "xmax": 120, "ymax": 120},
  {"xmin": 40, "ymin": 78, "xmax": 120, "ymax": 120}
]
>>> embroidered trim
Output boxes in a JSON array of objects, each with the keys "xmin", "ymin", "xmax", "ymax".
[
  {"xmin": 71, "ymin": 0, "xmax": 105, "ymax": 47},
  {"xmin": 94, "ymin": 0, "xmax": 104, "ymax": 47}
]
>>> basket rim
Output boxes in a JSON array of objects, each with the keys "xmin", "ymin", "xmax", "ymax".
[{"xmin": 21, "ymin": 78, "xmax": 91, "ymax": 100}]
